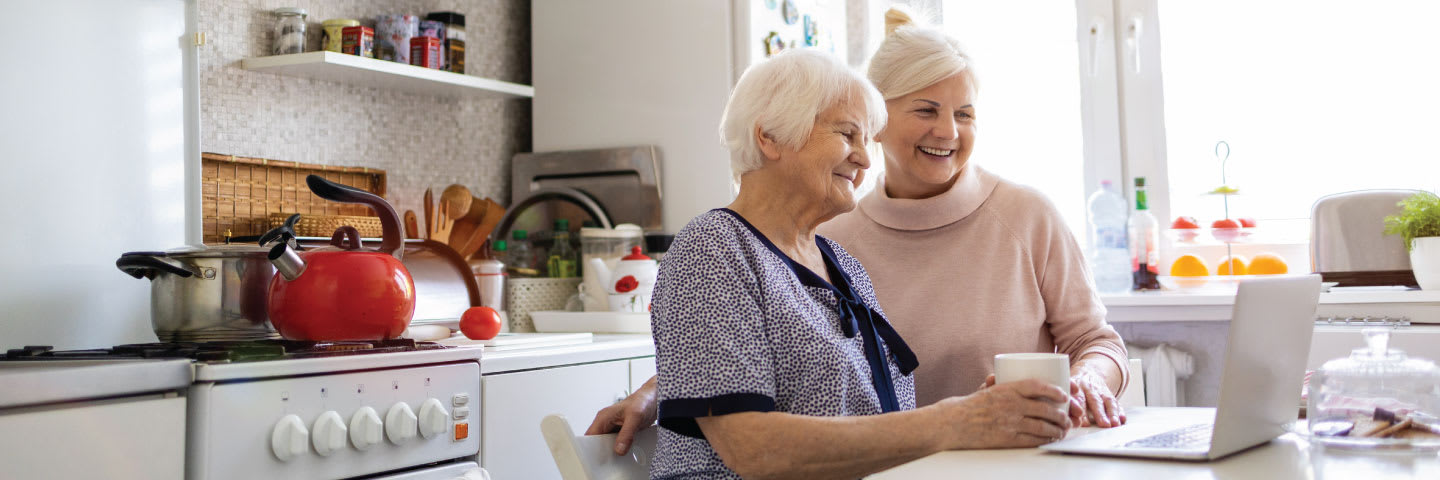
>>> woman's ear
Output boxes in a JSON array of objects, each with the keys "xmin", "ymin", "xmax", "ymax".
[{"xmin": 755, "ymin": 125, "xmax": 782, "ymax": 162}]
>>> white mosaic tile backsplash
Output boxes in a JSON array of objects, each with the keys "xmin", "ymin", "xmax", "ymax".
[{"xmin": 199, "ymin": 0, "xmax": 530, "ymax": 217}]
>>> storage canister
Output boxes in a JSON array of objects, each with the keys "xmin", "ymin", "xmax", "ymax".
[
  {"xmin": 341, "ymin": 26, "xmax": 374, "ymax": 58},
  {"xmin": 321, "ymin": 19, "xmax": 359, "ymax": 53},
  {"xmin": 375, "ymin": 14, "xmax": 419, "ymax": 64},
  {"xmin": 410, "ymin": 36, "xmax": 443, "ymax": 69},
  {"xmin": 417, "ymin": 20, "xmax": 447, "ymax": 70},
  {"xmin": 426, "ymin": 12, "xmax": 465, "ymax": 74},
  {"xmin": 271, "ymin": 7, "xmax": 307, "ymax": 55}
]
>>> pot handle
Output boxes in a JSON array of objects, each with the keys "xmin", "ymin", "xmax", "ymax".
[
  {"xmin": 305, "ymin": 175, "xmax": 403, "ymax": 260},
  {"xmin": 116, "ymin": 252, "xmax": 195, "ymax": 280}
]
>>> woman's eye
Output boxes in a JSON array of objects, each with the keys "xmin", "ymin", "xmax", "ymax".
[
  {"xmin": 957, "ymin": 111, "xmax": 974, "ymax": 119},
  {"xmin": 915, "ymin": 108, "xmax": 937, "ymax": 117}
]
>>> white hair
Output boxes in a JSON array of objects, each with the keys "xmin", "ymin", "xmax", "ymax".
[
  {"xmin": 867, "ymin": 6, "xmax": 976, "ymax": 100},
  {"xmin": 719, "ymin": 49, "xmax": 887, "ymax": 184}
]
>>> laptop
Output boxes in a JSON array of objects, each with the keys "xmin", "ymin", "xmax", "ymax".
[{"xmin": 1041, "ymin": 274, "xmax": 1322, "ymax": 461}]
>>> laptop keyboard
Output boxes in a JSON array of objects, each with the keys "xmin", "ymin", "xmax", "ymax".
[{"xmin": 1124, "ymin": 423, "xmax": 1212, "ymax": 449}]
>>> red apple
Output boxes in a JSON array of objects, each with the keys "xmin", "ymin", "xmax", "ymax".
[
  {"xmin": 1212, "ymin": 218, "xmax": 1241, "ymax": 229},
  {"xmin": 1238, "ymin": 217, "xmax": 1257, "ymax": 228},
  {"xmin": 1171, "ymin": 216, "xmax": 1200, "ymax": 229}
]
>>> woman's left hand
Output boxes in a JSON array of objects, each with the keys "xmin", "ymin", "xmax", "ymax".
[{"xmin": 1069, "ymin": 367, "xmax": 1124, "ymax": 428}]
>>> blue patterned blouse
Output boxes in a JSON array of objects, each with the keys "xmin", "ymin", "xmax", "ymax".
[{"xmin": 651, "ymin": 209, "xmax": 918, "ymax": 479}]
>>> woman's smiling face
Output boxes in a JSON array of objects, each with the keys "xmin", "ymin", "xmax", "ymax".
[
  {"xmin": 875, "ymin": 72, "xmax": 976, "ymax": 199},
  {"xmin": 759, "ymin": 92, "xmax": 874, "ymax": 218}
]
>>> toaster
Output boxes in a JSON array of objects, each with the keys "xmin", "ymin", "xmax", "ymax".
[{"xmin": 1310, "ymin": 189, "xmax": 1422, "ymax": 287}]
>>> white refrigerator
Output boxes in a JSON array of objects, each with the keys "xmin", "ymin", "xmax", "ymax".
[{"xmin": 532, "ymin": 0, "xmax": 850, "ymax": 232}]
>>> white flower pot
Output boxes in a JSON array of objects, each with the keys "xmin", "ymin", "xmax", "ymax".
[{"xmin": 1411, "ymin": 237, "xmax": 1440, "ymax": 290}]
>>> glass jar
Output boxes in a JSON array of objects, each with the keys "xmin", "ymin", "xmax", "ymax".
[
  {"xmin": 580, "ymin": 225, "xmax": 644, "ymax": 311},
  {"xmin": 1307, "ymin": 327, "xmax": 1440, "ymax": 448},
  {"xmin": 271, "ymin": 8, "xmax": 308, "ymax": 55}
]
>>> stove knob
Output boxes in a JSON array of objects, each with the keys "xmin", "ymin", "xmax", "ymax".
[
  {"xmin": 270, "ymin": 414, "xmax": 310, "ymax": 462},
  {"xmin": 349, "ymin": 406, "xmax": 384, "ymax": 451},
  {"xmin": 311, "ymin": 411, "xmax": 348, "ymax": 457},
  {"xmin": 417, "ymin": 398, "xmax": 450, "ymax": 439},
  {"xmin": 385, "ymin": 402, "xmax": 418, "ymax": 444}
]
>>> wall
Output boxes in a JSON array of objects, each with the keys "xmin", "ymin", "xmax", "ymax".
[{"xmin": 198, "ymin": 0, "xmax": 531, "ymax": 217}]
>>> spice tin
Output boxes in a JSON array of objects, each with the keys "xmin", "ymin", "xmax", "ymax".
[
  {"xmin": 322, "ymin": 19, "xmax": 359, "ymax": 53},
  {"xmin": 410, "ymin": 36, "xmax": 443, "ymax": 69},
  {"xmin": 341, "ymin": 26, "xmax": 375, "ymax": 58},
  {"xmin": 375, "ymin": 14, "xmax": 419, "ymax": 64}
]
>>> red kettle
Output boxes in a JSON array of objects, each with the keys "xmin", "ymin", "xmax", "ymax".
[{"xmin": 262, "ymin": 175, "xmax": 415, "ymax": 341}]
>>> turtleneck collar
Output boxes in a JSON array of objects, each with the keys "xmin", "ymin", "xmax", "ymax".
[{"xmin": 858, "ymin": 163, "xmax": 1000, "ymax": 231}]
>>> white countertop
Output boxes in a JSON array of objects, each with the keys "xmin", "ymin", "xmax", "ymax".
[
  {"xmin": 873, "ymin": 408, "xmax": 1440, "ymax": 479},
  {"xmin": 448, "ymin": 334, "xmax": 655, "ymax": 375}
]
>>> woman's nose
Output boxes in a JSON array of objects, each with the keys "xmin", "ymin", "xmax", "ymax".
[
  {"xmin": 931, "ymin": 115, "xmax": 959, "ymax": 140},
  {"xmin": 851, "ymin": 144, "xmax": 871, "ymax": 169}
]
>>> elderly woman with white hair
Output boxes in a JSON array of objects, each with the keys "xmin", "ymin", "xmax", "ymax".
[{"xmin": 645, "ymin": 49, "xmax": 1070, "ymax": 480}]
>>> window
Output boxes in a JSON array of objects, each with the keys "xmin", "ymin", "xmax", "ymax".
[
  {"xmin": 1152, "ymin": 0, "xmax": 1440, "ymax": 225},
  {"xmin": 942, "ymin": 0, "xmax": 1091, "ymax": 240}
]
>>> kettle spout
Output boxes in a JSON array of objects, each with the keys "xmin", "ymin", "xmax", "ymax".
[
  {"xmin": 587, "ymin": 257, "xmax": 611, "ymax": 284},
  {"xmin": 268, "ymin": 242, "xmax": 307, "ymax": 281}
]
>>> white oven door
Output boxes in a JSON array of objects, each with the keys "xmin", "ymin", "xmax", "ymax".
[{"xmin": 369, "ymin": 461, "xmax": 481, "ymax": 480}]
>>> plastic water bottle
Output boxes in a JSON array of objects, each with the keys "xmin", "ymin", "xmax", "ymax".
[{"xmin": 1087, "ymin": 180, "xmax": 1131, "ymax": 293}]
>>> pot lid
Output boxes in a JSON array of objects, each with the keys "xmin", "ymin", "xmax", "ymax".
[
  {"xmin": 621, "ymin": 246, "xmax": 651, "ymax": 261},
  {"xmin": 165, "ymin": 243, "xmax": 271, "ymax": 257}
]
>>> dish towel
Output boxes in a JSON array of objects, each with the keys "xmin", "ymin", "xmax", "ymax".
[{"xmin": 1130, "ymin": 344, "xmax": 1195, "ymax": 407}]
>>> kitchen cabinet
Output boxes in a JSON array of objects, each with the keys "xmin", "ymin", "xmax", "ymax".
[
  {"xmin": 481, "ymin": 360, "xmax": 632, "ymax": 480},
  {"xmin": 629, "ymin": 356, "xmax": 656, "ymax": 391}
]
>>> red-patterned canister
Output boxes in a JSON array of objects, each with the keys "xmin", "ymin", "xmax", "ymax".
[
  {"xmin": 409, "ymin": 36, "xmax": 443, "ymax": 69},
  {"xmin": 341, "ymin": 26, "xmax": 374, "ymax": 58}
]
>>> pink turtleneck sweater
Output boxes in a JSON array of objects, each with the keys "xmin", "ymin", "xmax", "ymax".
[{"xmin": 819, "ymin": 165, "xmax": 1128, "ymax": 406}]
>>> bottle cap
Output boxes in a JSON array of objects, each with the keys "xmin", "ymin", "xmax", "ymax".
[
  {"xmin": 494, "ymin": 239, "xmax": 508, "ymax": 251},
  {"xmin": 556, "ymin": 218, "xmax": 570, "ymax": 230},
  {"xmin": 512, "ymin": 229, "xmax": 528, "ymax": 240},
  {"xmin": 1134, "ymin": 177, "xmax": 1147, "ymax": 187},
  {"xmin": 274, "ymin": 7, "xmax": 307, "ymax": 16}
]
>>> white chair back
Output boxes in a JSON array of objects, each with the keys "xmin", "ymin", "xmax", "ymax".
[{"xmin": 540, "ymin": 414, "xmax": 656, "ymax": 480}]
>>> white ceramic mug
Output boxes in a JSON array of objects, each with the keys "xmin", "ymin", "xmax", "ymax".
[{"xmin": 993, "ymin": 353, "xmax": 1070, "ymax": 391}]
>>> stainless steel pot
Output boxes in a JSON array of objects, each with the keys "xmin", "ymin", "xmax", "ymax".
[{"xmin": 116, "ymin": 244, "xmax": 279, "ymax": 342}]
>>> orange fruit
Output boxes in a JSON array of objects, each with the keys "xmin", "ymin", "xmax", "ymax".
[
  {"xmin": 1216, "ymin": 255, "xmax": 1249, "ymax": 275},
  {"xmin": 1170, "ymin": 254, "xmax": 1210, "ymax": 277},
  {"xmin": 1249, "ymin": 253, "xmax": 1288, "ymax": 275}
]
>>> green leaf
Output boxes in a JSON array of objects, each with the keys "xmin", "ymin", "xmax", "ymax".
[{"xmin": 1383, "ymin": 192, "xmax": 1440, "ymax": 251}]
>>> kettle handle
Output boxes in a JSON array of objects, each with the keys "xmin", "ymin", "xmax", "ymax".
[
  {"xmin": 116, "ymin": 252, "xmax": 195, "ymax": 280},
  {"xmin": 305, "ymin": 175, "xmax": 404, "ymax": 259}
]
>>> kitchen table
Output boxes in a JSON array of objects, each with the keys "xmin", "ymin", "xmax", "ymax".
[{"xmin": 872, "ymin": 408, "xmax": 1440, "ymax": 480}]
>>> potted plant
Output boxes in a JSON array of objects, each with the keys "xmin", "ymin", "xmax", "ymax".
[{"xmin": 1384, "ymin": 191, "xmax": 1440, "ymax": 290}]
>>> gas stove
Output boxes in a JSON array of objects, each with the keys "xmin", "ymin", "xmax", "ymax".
[{"xmin": 3, "ymin": 339, "xmax": 485, "ymax": 480}]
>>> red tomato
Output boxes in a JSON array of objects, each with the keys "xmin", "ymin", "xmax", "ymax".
[
  {"xmin": 460, "ymin": 306, "xmax": 503, "ymax": 340},
  {"xmin": 1212, "ymin": 218, "xmax": 1241, "ymax": 229},
  {"xmin": 1171, "ymin": 216, "xmax": 1200, "ymax": 229},
  {"xmin": 1238, "ymin": 217, "xmax": 1257, "ymax": 228}
]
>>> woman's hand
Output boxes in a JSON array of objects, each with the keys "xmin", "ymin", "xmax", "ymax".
[
  {"xmin": 930, "ymin": 379, "xmax": 1072, "ymax": 449},
  {"xmin": 585, "ymin": 376, "xmax": 659, "ymax": 455},
  {"xmin": 1069, "ymin": 364, "xmax": 1125, "ymax": 428}
]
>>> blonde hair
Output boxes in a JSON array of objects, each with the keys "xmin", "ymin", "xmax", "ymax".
[
  {"xmin": 867, "ymin": 6, "xmax": 976, "ymax": 100},
  {"xmin": 719, "ymin": 49, "xmax": 887, "ymax": 184}
]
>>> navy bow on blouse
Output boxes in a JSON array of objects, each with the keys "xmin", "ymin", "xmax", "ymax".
[{"xmin": 827, "ymin": 261, "xmax": 920, "ymax": 414}]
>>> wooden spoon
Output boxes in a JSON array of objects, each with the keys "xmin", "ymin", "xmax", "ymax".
[
  {"xmin": 403, "ymin": 210, "xmax": 419, "ymax": 239},
  {"xmin": 423, "ymin": 188, "xmax": 435, "ymax": 240},
  {"xmin": 441, "ymin": 184, "xmax": 473, "ymax": 219},
  {"xmin": 458, "ymin": 198, "xmax": 506, "ymax": 259}
]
